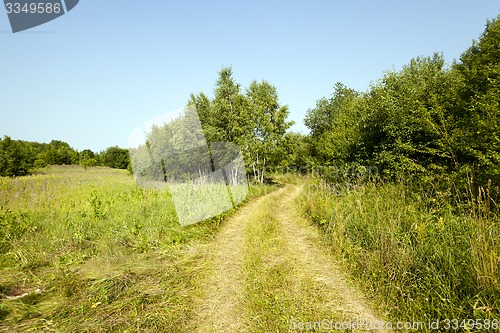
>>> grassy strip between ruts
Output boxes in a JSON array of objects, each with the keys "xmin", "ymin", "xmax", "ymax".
[{"xmin": 0, "ymin": 165, "xmax": 277, "ymax": 332}]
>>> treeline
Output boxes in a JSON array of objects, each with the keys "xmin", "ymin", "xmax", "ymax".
[
  {"xmin": 305, "ymin": 14, "xmax": 500, "ymax": 206},
  {"xmin": 0, "ymin": 136, "xmax": 130, "ymax": 177}
]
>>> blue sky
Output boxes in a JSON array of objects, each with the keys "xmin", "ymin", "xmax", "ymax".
[{"xmin": 1, "ymin": 1, "xmax": 499, "ymax": 152}]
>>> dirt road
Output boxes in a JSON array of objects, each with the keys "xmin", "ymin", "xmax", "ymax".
[{"xmin": 188, "ymin": 184, "xmax": 385, "ymax": 332}]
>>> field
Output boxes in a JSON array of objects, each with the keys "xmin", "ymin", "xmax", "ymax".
[
  {"xmin": 0, "ymin": 165, "xmax": 274, "ymax": 332},
  {"xmin": 2, "ymin": 166, "xmax": 500, "ymax": 332}
]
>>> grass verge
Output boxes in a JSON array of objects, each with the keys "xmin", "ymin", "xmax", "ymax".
[{"xmin": 300, "ymin": 179, "xmax": 500, "ymax": 328}]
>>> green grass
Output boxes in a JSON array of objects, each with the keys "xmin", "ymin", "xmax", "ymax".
[
  {"xmin": 244, "ymin": 194, "xmax": 294, "ymax": 332},
  {"xmin": 0, "ymin": 165, "xmax": 275, "ymax": 332},
  {"xmin": 301, "ymin": 178, "xmax": 500, "ymax": 328}
]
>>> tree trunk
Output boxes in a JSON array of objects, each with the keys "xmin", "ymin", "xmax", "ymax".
[{"xmin": 260, "ymin": 155, "xmax": 266, "ymax": 183}]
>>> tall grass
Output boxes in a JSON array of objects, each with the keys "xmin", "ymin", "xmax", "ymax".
[{"xmin": 301, "ymin": 179, "xmax": 500, "ymax": 324}]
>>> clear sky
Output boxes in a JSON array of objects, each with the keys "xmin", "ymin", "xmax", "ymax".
[{"xmin": 1, "ymin": 1, "xmax": 499, "ymax": 152}]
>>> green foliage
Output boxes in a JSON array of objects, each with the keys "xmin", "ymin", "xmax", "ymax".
[
  {"xmin": 305, "ymin": 82, "xmax": 361, "ymax": 164},
  {"xmin": 304, "ymin": 14, "xmax": 500, "ymax": 207},
  {"xmin": 130, "ymin": 105, "xmax": 211, "ymax": 182},
  {"xmin": 0, "ymin": 135, "xmax": 132, "ymax": 177},
  {"xmin": 99, "ymin": 146, "xmax": 130, "ymax": 170},
  {"xmin": 189, "ymin": 67, "xmax": 294, "ymax": 183},
  {"xmin": 0, "ymin": 137, "xmax": 108, "ymax": 176},
  {"xmin": 45, "ymin": 140, "xmax": 79, "ymax": 165},
  {"xmin": 211, "ymin": 67, "xmax": 249, "ymax": 143},
  {"xmin": 244, "ymin": 80, "xmax": 294, "ymax": 182},
  {"xmin": 279, "ymin": 132, "xmax": 310, "ymax": 169},
  {"xmin": 33, "ymin": 158, "xmax": 48, "ymax": 169},
  {"xmin": 79, "ymin": 149, "xmax": 97, "ymax": 169},
  {"xmin": 360, "ymin": 54, "xmax": 460, "ymax": 178},
  {"xmin": 453, "ymin": 16, "xmax": 500, "ymax": 186},
  {"xmin": 0, "ymin": 136, "xmax": 32, "ymax": 177}
]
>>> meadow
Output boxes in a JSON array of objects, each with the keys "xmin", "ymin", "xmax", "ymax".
[
  {"xmin": 2, "ymin": 165, "xmax": 500, "ymax": 332},
  {"xmin": 0, "ymin": 165, "xmax": 274, "ymax": 332}
]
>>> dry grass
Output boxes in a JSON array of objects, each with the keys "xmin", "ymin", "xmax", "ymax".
[{"xmin": 188, "ymin": 194, "xmax": 271, "ymax": 333}]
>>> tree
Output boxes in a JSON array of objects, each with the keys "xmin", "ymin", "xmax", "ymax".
[
  {"xmin": 189, "ymin": 92, "xmax": 220, "ymax": 143},
  {"xmin": 80, "ymin": 149, "xmax": 97, "ymax": 168},
  {"xmin": 211, "ymin": 67, "xmax": 249, "ymax": 143},
  {"xmin": 37, "ymin": 140, "xmax": 78, "ymax": 165},
  {"xmin": 305, "ymin": 82, "xmax": 361, "ymax": 165},
  {"xmin": 186, "ymin": 67, "xmax": 295, "ymax": 183},
  {"xmin": 358, "ymin": 54, "xmax": 461, "ymax": 178},
  {"xmin": 454, "ymin": 14, "xmax": 500, "ymax": 185},
  {"xmin": 0, "ymin": 136, "xmax": 31, "ymax": 177},
  {"xmin": 245, "ymin": 80, "xmax": 294, "ymax": 182},
  {"xmin": 100, "ymin": 146, "xmax": 130, "ymax": 169},
  {"xmin": 279, "ymin": 132, "xmax": 310, "ymax": 170}
]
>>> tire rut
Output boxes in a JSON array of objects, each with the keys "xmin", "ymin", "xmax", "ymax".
[
  {"xmin": 277, "ymin": 185, "xmax": 387, "ymax": 332},
  {"xmin": 189, "ymin": 192, "xmax": 275, "ymax": 333}
]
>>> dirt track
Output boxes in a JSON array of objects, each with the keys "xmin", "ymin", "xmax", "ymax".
[{"xmin": 189, "ymin": 184, "xmax": 385, "ymax": 332}]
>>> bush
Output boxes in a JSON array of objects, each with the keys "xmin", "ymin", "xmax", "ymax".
[{"xmin": 0, "ymin": 136, "xmax": 32, "ymax": 177}]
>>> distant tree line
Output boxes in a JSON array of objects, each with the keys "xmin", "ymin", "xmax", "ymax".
[
  {"xmin": 0, "ymin": 137, "xmax": 130, "ymax": 177},
  {"xmin": 304, "ymin": 14, "xmax": 500, "ymax": 206}
]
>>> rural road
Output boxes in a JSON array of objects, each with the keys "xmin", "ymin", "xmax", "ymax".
[{"xmin": 187, "ymin": 184, "xmax": 385, "ymax": 332}]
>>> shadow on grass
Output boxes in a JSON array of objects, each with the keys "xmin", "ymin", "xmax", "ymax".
[{"xmin": 0, "ymin": 302, "xmax": 10, "ymax": 321}]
